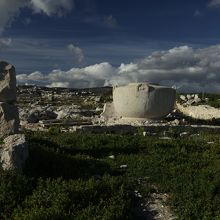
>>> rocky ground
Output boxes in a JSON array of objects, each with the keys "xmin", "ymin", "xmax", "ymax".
[
  {"xmin": 14, "ymin": 85, "xmax": 220, "ymax": 219},
  {"xmin": 17, "ymin": 85, "xmax": 220, "ymax": 133}
]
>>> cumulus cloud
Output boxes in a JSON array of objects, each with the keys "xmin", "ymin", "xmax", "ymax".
[
  {"xmin": 0, "ymin": 0, "xmax": 74, "ymax": 32},
  {"xmin": 67, "ymin": 44, "xmax": 85, "ymax": 64},
  {"xmin": 16, "ymin": 71, "xmax": 45, "ymax": 83},
  {"xmin": 208, "ymin": 0, "xmax": 220, "ymax": 7},
  {"xmin": 17, "ymin": 45, "xmax": 220, "ymax": 92}
]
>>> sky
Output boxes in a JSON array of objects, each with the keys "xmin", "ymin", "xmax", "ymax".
[{"xmin": 0, "ymin": 0, "xmax": 220, "ymax": 92}]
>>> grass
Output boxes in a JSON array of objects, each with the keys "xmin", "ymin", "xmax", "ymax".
[{"xmin": 0, "ymin": 130, "xmax": 220, "ymax": 219}]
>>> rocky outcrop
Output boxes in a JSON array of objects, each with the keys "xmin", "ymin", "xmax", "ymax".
[
  {"xmin": 0, "ymin": 134, "xmax": 28, "ymax": 172},
  {"xmin": 0, "ymin": 61, "xmax": 16, "ymax": 103},
  {"xmin": 102, "ymin": 83, "xmax": 176, "ymax": 121},
  {"xmin": 0, "ymin": 61, "xmax": 28, "ymax": 173},
  {"xmin": 0, "ymin": 102, "xmax": 19, "ymax": 138}
]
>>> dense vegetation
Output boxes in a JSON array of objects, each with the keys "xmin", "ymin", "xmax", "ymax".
[{"xmin": 0, "ymin": 130, "xmax": 220, "ymax": 219}]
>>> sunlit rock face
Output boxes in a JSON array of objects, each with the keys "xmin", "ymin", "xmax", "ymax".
[
  {"xmin": 112, "ymin": 83, "xmax": 176, "ymax": 119},
  {"xmin": 0, "ymin": 61, "xmax": 16, "ymax": 103}
]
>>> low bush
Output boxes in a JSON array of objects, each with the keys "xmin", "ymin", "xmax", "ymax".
[{"xmin": 0, "ymin": 131, "xmax": 220, "ymax": 219}]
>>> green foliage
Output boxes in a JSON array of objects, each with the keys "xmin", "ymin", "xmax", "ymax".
[
  {"xmin": 1, "ymin": 130, "xmax": 220, "ymax": 219},
  {"xmin": 12, "ymin": 176, "xmax": 129, "ymax": 220},
  {"xmin": 0, "ymin": 170, "xmax": 33, "ymax": 220},
  {"xmin": 48, "ymin": 126, "xmax": 61, "ymax": 135}
]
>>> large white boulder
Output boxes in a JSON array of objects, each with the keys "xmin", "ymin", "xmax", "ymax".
[
  {"xmin": 0, "ymin": 134, "xmax": 28, "ymax": 172},
  {"xmin": 0, "ymin": 102, "xmax": 20, "ymax": 138},
  {"xmin": 0, "ymin": 61, "xmax": 16, "ymax": 102},
  {"xmin": 112, "ymin": 83, "xmax": 176, "ymax": 119}
]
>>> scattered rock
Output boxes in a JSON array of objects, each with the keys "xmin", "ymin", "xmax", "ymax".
[
  {"xmin": 179, "ymin": 132, "xmax": 188, "ymax": 137},
  {"xmin": 180, "ymin": 95, "xmax": 186, "ymax": 101},
  {"xmin": 177, "ymin": 104, "xmax": 220, "ymax": 120},
  {"xmin": 27, "ymin": 109, "xmax": 57, "ymax": 123},
  {"xmin": 0, "ymin": 134, "xmax": 28, "ymax": 172},
  {"xmin": 108, "ymin": 155, "xmax": 115, "ymax": 159},
  {"xmin": 180, "ymin": 94, "xmax": 201, "ymax": 106},
  {"xmin": 159, "ymin": 137, "xmax": 172, "ymax": 140}
]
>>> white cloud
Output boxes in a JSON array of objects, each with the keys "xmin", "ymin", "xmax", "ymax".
[
  {"xmin": 0, "ymin": 38, "xmax": 12, "ymax": 49},
  {"xmin": 208, "ymin": 0, "xmax": 220, "ymax": 7},
  {"xmin": 67, "ymin": 44, "xmax": 85, "ymax": 64},
  {"xmin": 47, "ymin": 82, "xmax": 70, "ymax": 88},
  {"xmin": 0, "ymin": 0, "xmax": 27, "ymax": 33},
  {"xmin": 30, "ymin": 0, "xmax": 74, "ymax": 16},
  {"xmin": 0, "ymin": 0, "xmax": 74, "ymax": 33},
  {"xmin": 16, "ymin": 45, "xmax": 220, "ymax": 92},
  {"xmin": 16, "ymin": 71, "xmax": 44, "ymax": 83}
]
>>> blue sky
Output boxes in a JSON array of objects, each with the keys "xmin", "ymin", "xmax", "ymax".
[{"xmin": 0, "ymin": 0, "xmax": 220, "ymax": 91}]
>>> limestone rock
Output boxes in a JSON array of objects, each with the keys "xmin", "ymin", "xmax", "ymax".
[
  {"xmin": 27, "ymin": 109, "xmax": 57, "ymax": 123},
  {"xmin": 0, "ymin": 61, "xmax": 16, "ymax": 102},
  {"xmin": 112, "ymin": 83, "xmax": 176, "ymax": 119},
  {"xmin": 180, "ymin": 95, "xmax": 186, "ymax": 101},
  {"xmin": 0, "ymin": 134, "xmax": 28, "ymax": 172},
  {"xmin": 0, "ymin": 102, "xmax": 20, "ymax": 138}
]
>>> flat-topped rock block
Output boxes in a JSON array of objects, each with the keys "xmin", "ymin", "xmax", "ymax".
[
  {"xmin": 113, "ymin": 83, "xmax": 176, "ymax": 119},
  {"xmin": 0, "ymin": 102, "xmax": 19, "ymax": 138},
  {"xmin": 0, "ymin": 61, "xmax": 16, "ymax": 102}
]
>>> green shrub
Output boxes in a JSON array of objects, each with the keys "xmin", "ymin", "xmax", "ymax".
[
  {"xmin": 1, "ymin": 130, "xmax": 220, "ymax": 219},
  {"xmin": 12, "ymin": 175, "xmax": 130, "ymax": 220},
  {"xmin": 0, "ymin": 170, "xmax": 33, "ymax": 220}
]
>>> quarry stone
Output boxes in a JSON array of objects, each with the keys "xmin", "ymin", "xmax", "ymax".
[
  {"xmin": 0, "ymin": 134, "xmax": 28, "ymax": 172},
  {"xmin": 112, "ymin": 83, "xmax": 176, "ymax": 119},
  {"xmin": 0, "ymin": 61, "xmax": 16, "ymax": 102},
  {"xmin": 0, "ymin": 102, "xmax": 19, "ymax": 138}
]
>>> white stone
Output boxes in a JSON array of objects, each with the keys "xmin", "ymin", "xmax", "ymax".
[
  {"xmin": 120, "ymin": 164, "xmax": 128, "ymax": 168},
  {"xmin": 186, "ymin": 94, "xmax": 191, "ymax": 100},
  {"xmin": 112, "ymin": 83, "xmax": 176, "ymax": 119},
  {"xmin": 0, "ymin": 134, "xmax": 28, "ymax": 172},
  {"xmin": 177, "ymin": 104, "xmax": 220, "ymax": 120},
  {"xmin": 0, "ymin": 102, "xmax": 19, "ymax": 138},
  {"xmin": 0, "ymin": 61, "xmax": 16, "ymax": 102},
  {"xmin": 194, "ymin": 97, "xmax": 201, "ymax": 103},
  {"xmin": 159, "ymin": 137, "xmax": 172, "ymax": 140},
  {"xmin": 180, "ymin": 95, "xmax": 186, "ymax": 101},
  {"xmin": 101, "ymin": 102, "xmax": 117, "ymax": 119},
  {"xmin": 194, "ymin": 94, "xmax": 199, "ymax": 99}
]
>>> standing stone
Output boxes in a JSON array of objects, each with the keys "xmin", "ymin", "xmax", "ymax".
[
  {"xmin": 0, "ymin": 102, "xmax": 19, "ymax": 138},
  {"xmin": 0, "ymin": 134, "xmax": 28, "ymax": 172},
  {"xmin": 0, "ymin": 61, "xmax": 16, "ymax": 102}
]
